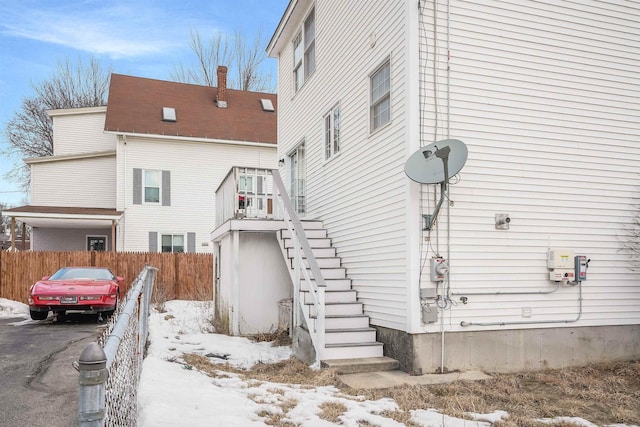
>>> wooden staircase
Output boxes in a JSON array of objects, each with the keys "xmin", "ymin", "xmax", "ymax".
[{"xmin": 277, "ymin": 220, "xmax": 388, "ymax": 362}]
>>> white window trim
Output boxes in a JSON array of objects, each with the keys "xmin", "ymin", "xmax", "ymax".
[
  {"xmin": 293, "ymin": 6, "xmax": 316, "ymax": 93},
  {"xmin": 86, "ymin": 235, "xmax": 108, "ymax": 251},
  {"xmin": 369, "ymin": 58, "xmax": 392, "ymax": 134},
  {"xmin": 160, "ymin": 233, "xmax": 185, "ymax": 253},
  {"xmin": 143, "ymin": 169, "xmax": 162, "ymax": 205},
  {"xmin": 323, "ymin": 104, "xmax": 341, "ymax": 161}
]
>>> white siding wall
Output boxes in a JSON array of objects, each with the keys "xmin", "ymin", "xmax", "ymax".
[
  {"xmin": 418, "ymin": 1, "xmax": 640, "ymax": 332},
  {"xmin": 31, "ymin": 156, "xmax": 116, "ymax": 208},
  {"xmin": 51, "ymin": 109, "xmax": 116, "ymax": 156},
  {"xmin": 116, "ymin": 136, "xmax": 277, "ymax": 253},
  {"xmin": 276, "ymin": 0, "xmax": 412, "ymax": 330}
]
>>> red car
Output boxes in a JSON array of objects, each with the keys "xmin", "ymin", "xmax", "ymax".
[{"xmin": 28, "ymin": 267, "xmax": 124, "ymax": 321}]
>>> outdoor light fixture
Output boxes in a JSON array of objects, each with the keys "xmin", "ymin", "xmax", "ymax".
[{"xmin": 278, "ymin": 158, "xmax": 285, "ymax": 167}]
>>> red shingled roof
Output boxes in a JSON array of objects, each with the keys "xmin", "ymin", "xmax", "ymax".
[{"xmin": 104, "ymin": 74, "xmax": 277, "ymax": 144}]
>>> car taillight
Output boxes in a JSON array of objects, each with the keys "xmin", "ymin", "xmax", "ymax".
[
  {"xmin": 79, "ymin": 296, "xmax": 101, "ymax": 301},
  {"xmin": 38, "ymin": 296, "xmax": 60, "ymax": 301},
  {"xmin": 109, "ymin": 293, "xmax": 117, "ymax": 299}
]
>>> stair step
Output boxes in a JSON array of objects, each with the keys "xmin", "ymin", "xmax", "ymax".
[
  {"xmin": 325, "ymin": 327, "xmax": 377, "ymax": 345},
  {"xmin": 309, "ymin": 301, "xmax": 363, "ymax": 316},
  {"xmin": 301, "ymin": 278, "xmax": 351, "ymax": 291},
  {"xmin": 322, "ymin": 342, "xmax": 384, "ymax": 360},
  {"xmin": 299, "ymin": 220, "xmax": 324, "ymax": 230},
  {"xmin": 321, "ymin": 357, "xmax": 400, "ymax": 374},
  {"xmin": 283, "ymin": 238, "xmax": 331, "ymax": 248},
  {"xmin": 300, "ymin": 267, "xmax": 345, "ymax": 279},
  {"xmin": 280, "ymin": 229, "xmax": 327, "ymax": 239},
  {"xmin": 324, "ymin": 314, "xmax": 371, "ymax": 329},
  {"xmin": 291, "ymin": 257, "xmax": 341, "ymax": 269},
  {"xmin": 287, "ymin": 247, "xmax": 336, "ymax": 258},
  {"xmin": 303, "ymin": 289, "xmax": 356, "ymax": 304}
]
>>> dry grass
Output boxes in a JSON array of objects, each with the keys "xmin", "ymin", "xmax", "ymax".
[
  {"xmin": 357, "ymin": 360, "xmax": 640, "ymax": 427},
  {"xmin": 180, "ymin": 355, "xmax": 640, "ymax": 426}
]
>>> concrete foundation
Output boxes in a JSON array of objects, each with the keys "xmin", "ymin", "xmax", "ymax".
[{"xmin": 376, "ymin": 324, "xmax": 640, "ymax": 374}]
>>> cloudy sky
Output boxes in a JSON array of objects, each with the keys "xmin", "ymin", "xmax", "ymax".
[{"xmin": 0, "ymin": 0, "xmax": 289, "ymax": 206}]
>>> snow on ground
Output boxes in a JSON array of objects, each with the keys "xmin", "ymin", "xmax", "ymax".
[
  {"xmin": 0, "ymin": 298, "xmax": 29, "ymax": 320},
  {"xmin": 0, "ymin": 298, "xmax": 635, "ymax": 426}
]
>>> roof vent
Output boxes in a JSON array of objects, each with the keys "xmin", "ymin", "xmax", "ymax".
[
  {"xmin": 260, "ymin": 99, "xmax": 274, "ymax": 112},
  {"xmin": 162, "ymin": 107, "xmax": 176, "ymax": 122}
]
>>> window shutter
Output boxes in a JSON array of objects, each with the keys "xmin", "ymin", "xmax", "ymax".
[
  {"xmin": 162, "ymin": 170, "xmax": 171, "ymax": 206},
  {"xmin": 133, "ymin": 168, "xmax": 142, "ymax": 205},
  {"xmin": 149, "ymin": 232, "xmax": 158, "ymax": 252},
  {"xmin": 187, "ymin": 232, "xmax": 196, "ymax": 253}
]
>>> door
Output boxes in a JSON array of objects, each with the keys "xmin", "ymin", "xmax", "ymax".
[{"xmin": 289, "ymin": 142, "xmax": 306, "ymax": 214}]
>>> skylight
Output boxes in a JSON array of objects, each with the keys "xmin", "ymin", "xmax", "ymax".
[
  {"xmin": 162, "ymin": 107, "xmax": 176, "ymax": 122},
  {"xmin": 260, "ymin": 99, "xmax": 275, "ymax": 112}
]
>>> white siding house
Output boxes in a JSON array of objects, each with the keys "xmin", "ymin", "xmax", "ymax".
[
  {"xmin": 267, "ymin": 0, "xmax": 640, "ymax": 372},
  {"xmin": 4, "ymin": 72, "xmax": 278, "ymax": 255}
]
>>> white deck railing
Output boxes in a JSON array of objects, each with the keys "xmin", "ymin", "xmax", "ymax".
[
  {"xmin": 215, "ymin": 167, "xmax": 280, "ymax": 226},
  {"xmin": 272, "ymin": 170, "xmax": 326, "ymax": 364}
]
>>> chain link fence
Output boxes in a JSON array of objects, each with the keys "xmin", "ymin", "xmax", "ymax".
[{"xmin": 77, "ymin": 265, "xmax": 158, "ymax": 427}]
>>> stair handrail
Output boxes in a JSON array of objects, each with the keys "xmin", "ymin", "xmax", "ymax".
[{"xmin": 272, "ymin": 170, "xmax": 326, "ymax": 363}]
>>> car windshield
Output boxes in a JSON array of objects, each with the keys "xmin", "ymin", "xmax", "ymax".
[{"xmin": 49, "ymin": 267, "xmax": 116, "ymax": 281}]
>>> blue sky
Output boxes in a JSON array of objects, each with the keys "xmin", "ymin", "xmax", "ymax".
[{"xmin": 0, "ymin": 0, "xmax": 289, "ymax": 206}]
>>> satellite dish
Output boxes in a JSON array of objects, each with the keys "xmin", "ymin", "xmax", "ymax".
[{"xmin": 404, "ymin": 139, "xmax": 468, "ymax": 184}]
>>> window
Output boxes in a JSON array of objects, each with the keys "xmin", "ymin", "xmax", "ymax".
[
  {"xmin": 87, "ymin": 236, "xmax": 106, "ymax": 251},
  {"xmin": 293, "ymin": 7, "xmax": 316, "ymax": 92},
  {"xmin": 370, "ymin": 60, "xmax": 391, "ymax": 132},
  {"xmin": 134, "ymin": 169, "xmax": 170, "ymax": 206},
  {"xmin": 161, "ymin": 234, "xmax": 184, "ymax": 253},
  {"xmin": 144, "ymin": 170, "xmax": 161, "ymax": 203},
  {"xmin": 289, "ymin": 142, "xmax": 306, "ymax": 214},
  {"xmin": 324, "ymin": 105, "xmax": 340, "ymax": 160}
]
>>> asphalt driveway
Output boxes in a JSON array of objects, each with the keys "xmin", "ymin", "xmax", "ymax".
[{"xmin": 0, "ymin": 315, "xmax": 102, "ymax": 427}]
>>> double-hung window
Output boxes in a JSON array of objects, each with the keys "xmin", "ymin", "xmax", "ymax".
[
  {"xmin": 294, "ymin": 7, "xmax": 316, "ymax": 92},
  {"xmin": 144, "ymin": 170, "xmax": 161, "ymax": 204},
  {"xmin": 324, "ymin": 105, "xmax": 340, "ymax": 160},
  {"xmin": 161, "ymin": 234, "xmax": 184, "ymax": 253},
  {"xmin": 370, "ymin": 60, "xmax": 391, "ymax": 132}
]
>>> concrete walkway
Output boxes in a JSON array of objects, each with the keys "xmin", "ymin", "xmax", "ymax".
[{"xmin": 338, "ymin": 369, "xmax": 492, "ymax": 389}]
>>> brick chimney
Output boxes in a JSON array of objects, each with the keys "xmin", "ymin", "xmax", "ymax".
[{"xmin": 216, "ymin": 66, "xmax": 228, "ymax": 108}]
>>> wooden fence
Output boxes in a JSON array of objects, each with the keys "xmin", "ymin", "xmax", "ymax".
[{"xmin": 0, "ymin": 251, "xmax": 213, "ymax": 304}]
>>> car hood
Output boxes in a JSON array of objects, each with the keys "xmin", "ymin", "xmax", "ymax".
[{"xmin": 32, "ymin": 280, "xmax": 115, "ymax": 294}]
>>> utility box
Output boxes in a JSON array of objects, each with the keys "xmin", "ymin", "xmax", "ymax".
[{"xmin": 547, "ymin": 249, "xmax": 575, "ymax": 282}]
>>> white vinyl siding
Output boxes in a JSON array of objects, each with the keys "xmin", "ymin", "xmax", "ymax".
[
  {"xmin": 418, "ymin": 1, "xmax": 640, "ymax": 331},
  {"xmin": 50, "ymin": 108, "xmax": 116, "ymax": 156},
  {"xmin": 116, "ymin": 136, "xmax": 277, "ymax": 253},
  {"xmin": 30, "ymin": 155, "xmax": 116, "ymax": 208},
  {"xmin": 276, "ymin": 0, "xmax": 409, "ymax": 330}
]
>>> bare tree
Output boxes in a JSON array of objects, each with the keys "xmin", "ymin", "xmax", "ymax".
[
  {"xmin": 2, "ymin": 57, "xmax": 110, "ymax": 190},
  {"xmin": 171, "ymin": 29, "xmax": 274, "ymax": 92}
]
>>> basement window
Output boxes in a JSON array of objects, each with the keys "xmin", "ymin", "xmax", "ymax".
[
  {"xmin": 261, "ymin": 99, "xmax": 275, "ymax": 112},
  {"xmin": 162, "ymin": 107, "xmax": 176, "ymax": 122}
]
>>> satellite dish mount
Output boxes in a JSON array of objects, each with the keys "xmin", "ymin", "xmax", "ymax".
[{"xmin": 404, "ymin": 139, "xmax": 468, "ymax": 231}]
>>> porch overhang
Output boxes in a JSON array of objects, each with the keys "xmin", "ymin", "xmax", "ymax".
[{"xmin": 2, "ymin": 206, "xmax": 123, "ymax": 251}]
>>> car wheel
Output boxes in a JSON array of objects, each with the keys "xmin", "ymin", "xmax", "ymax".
[
  {"xmin": 104, "ymin": 297, "xmax": 118, "ymax": 318},
  {"xmin": 30, "ymin": 310, "xmax": 48, "ymax": 321}
]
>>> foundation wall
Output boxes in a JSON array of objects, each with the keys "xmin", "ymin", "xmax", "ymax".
[{"xmin": 377, "ymin": 325, "xmax": 640, "ymax": 374}]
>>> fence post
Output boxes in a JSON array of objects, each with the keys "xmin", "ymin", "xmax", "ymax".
[{"xmin": 77, "ymin": 342, "xmax": 107, "ymax": 427}]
